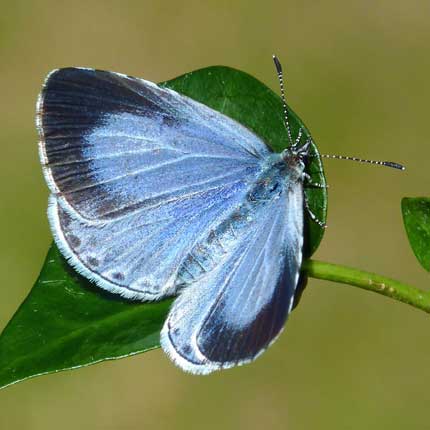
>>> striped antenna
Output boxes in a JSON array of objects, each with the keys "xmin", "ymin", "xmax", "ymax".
[
  {"xmin": 272, "ymin": 56, "xmax": 405, "ymax": 172},
  {"xmin": 273, "ymin": 55, "xmax": 293, "ymax": 146},
  {"xmin": 318, "ymin": 154, "xmax": 405, "ymax": 170}
]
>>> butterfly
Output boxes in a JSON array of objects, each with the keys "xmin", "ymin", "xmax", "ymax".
[{"xmin": 37, "ymin": 56, "xmax": 401, "ymax": 374}]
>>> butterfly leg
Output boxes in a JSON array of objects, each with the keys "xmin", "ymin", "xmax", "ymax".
[
  {"xmin": 303, "ymin": 172, "xmax": 329, "ymax": 189},
  {"xmin": 304, "ymin": 196, "xmax": 327, "ymax": 228}
]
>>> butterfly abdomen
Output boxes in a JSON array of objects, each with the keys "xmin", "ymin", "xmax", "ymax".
[{"xmin": 175, "ymin": 156, "xmax": 288, "ymax": 287}]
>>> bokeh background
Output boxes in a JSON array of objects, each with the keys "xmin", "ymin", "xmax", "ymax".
[{"xmin": 1, "ymin": 1, "xmax": 429, "ymax": 429}]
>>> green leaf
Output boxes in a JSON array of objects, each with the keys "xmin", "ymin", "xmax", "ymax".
[
  {"xmin": 0, "ymin": 66, "xmax": 327, "ymax": 389},
  {"xmin": 402, "ymin": 197, "xmax": 430, "ymax": 272},
  {"xmin": 0, "ymin": 245, "xmax": 171, "ymax": 389}
]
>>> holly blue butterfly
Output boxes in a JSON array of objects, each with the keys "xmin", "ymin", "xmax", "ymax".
[{"xmin": 36, "ymin": 56, "xmax": 402, "ymax": 374}]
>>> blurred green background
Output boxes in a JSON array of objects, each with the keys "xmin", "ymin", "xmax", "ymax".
[{"xmin": 1, "ymin": 0, "xmax": 429, "ymax": 429}]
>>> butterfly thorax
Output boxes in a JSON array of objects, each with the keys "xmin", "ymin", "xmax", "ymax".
[
  {"xmin": 175, "ymin": 152, "xmax": 304, "ymax": 287},
  {"xmin": 280, "ymin": 147, "xmax": 307, "ymax": 184}
]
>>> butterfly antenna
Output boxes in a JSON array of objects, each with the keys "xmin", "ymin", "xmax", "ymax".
[
  {"xmin": 317, "ymin": 153, "xmax": 405, "ymax": 170},
  {"xmin": 273, "ymin": 55, "xmax": 294, "ymax": 147}
]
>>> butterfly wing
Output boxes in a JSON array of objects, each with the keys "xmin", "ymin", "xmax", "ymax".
[
  {"xmin": 37, "ymin": 68, "xmax": 269, "ymax": 221},
  {"xmin": 38, "ymin": 68, "xmax": 270, "ymax": 300},
  {"xmin": 161, "ymin": 184, "xmax": 304, "ymax": 374}
]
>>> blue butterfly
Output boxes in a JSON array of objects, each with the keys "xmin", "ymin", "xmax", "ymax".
[{"xmin": 35, "ymin": 57, "xmax": 327, "ymax": 374}]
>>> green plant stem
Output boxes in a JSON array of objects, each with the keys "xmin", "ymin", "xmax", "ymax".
[{"xmin": 303, "ymin": 259, "xmax": 430, "ymax": 313}]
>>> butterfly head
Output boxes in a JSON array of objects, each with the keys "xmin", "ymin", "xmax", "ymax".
[{"xmin": 280, "ymin": 139, "xmax": 311, "ymax": 180}]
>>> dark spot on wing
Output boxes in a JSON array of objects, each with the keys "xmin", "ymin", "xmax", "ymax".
[
  {"xmin": 61, "ymin": 216, "xmax": 71, "ymax": 227},
  {"xmin": 112, "ymin": 272, "xmax": 125, "ymax": 281},
  {"xmin": 87, "ymin": 256, "xmax": 99, "ymax": 267},
  {"xmin": 182, "ymin": 345, "xmax": 192, "ymax": 355},
  {"xmin": 67, "ymin": 234, "xmax": 81, "ymax": 248}
]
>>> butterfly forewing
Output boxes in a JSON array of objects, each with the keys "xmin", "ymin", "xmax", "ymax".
[
  {"xmin": 37, "ymin": 68, "xmax": 269, "ymax": 222},
  {"xmin": 161, "ymin": 183, "xmax": 304, "ymax": 374}
]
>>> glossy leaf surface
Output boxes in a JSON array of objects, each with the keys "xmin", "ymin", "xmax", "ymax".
[{"xmin": 402, "ymin": 197, "xmax": 430, "ymax": 272}]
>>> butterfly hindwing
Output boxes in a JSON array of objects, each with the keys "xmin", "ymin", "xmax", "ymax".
[{"xmin": 49, "ymin": 174, "xmax": 254, "ymax": 300}]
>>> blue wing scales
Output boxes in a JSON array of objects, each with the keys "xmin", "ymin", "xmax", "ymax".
[
  {"xmin": 161, "ymin": 184, "xmax": 304, "ymax": 374},
  {"xmin": 37, "ymin": 68, "xmax": 269, "ymax": 221},
  {"xmin": 48, "ymin": 175, "xmax": 253, "ymax": 299},
  {"xmin": 38, "ymin": 68, "xmax": 271, "ymax": 299}
]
